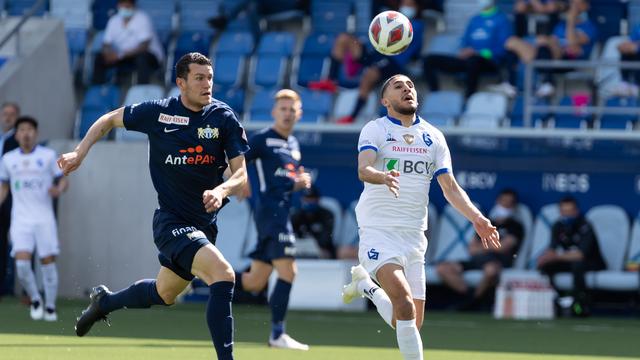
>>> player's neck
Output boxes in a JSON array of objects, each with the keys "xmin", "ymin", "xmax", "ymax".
[
  {"xmin": 20, "ymin": 144, "xmax": 35, "ymax": 154},
  {"xmin": 271, "ymin": 125, "xmax": 291, "ymax": 139},
  {"xmin": 387, "ymin": 112, "xmax": 417, "ymax": 127},
  {"xmin": 180, "ymin": 97, "xmax": 205, "ymax": 113}
]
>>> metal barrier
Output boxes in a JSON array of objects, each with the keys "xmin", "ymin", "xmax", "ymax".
[{"xmin": 0, "ymin": 0, "xmax": 48, "ymax": 57}]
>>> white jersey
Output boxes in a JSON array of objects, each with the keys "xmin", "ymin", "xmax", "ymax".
[
  {"xmin": 355, "ymin": 116, "xmax": 452, "ymax": 231},
  {"xmin": 0, "ymin": 145, "xmax": 62, "ymax": 224}
]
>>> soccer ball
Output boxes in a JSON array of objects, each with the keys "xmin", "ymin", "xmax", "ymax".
[{"xmin": 368, "ymin": 11, "xmax": 413, "ymax": 56}]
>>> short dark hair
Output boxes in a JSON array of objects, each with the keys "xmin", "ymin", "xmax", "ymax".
[
  {"xmin": 380, "ymin": 74, "xmax": 405, "ymax": 98},
  {"xmin": 118, "ymin": 0, "xmax": 135, "ymax": 5},
  {"xmin": 559, "ymin": 196, "xmax": 578, "ymax": 206},
  {"xmin": 15, "ymin": 116, "xmax": 38, "ymax": 130},
  {"xmin": 175, "ymin": 52, "xmax": 212, "ymax": 80},
  {"xmin": 2, "ymin": 102, "xmax": 20, "ymax": 114},
  {"xmin": 498, "ymin": 188, "xmax": 518, "ymax": 203}
]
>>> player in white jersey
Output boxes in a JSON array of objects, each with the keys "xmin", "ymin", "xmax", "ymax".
[
  {"xmin": 0, "ymin": 117, "xmax": 68, "ymax": 321},
  {"xmin": 342, "ymin": 75, "xmax": 500, "ymax": 360}
]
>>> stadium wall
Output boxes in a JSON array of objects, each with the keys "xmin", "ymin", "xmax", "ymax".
[{"xmin": 0, "ymin": 18, "xmax": 75, "ymax": 140}]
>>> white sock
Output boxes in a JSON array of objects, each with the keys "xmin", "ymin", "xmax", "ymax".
[
  {"xmin": 41, "ymin": 263, "xmax": 58, "ymax": 310},
  {"xmin": 16, "ymin": 260, "xmax": 41, "ymax": 303},
  {"xmin": 396, "ymin": 319, "xmax": 424, "ymax": 360},
  {"xmin": 358, "ymin": 279, "xmax": 394, "ymax": 328}
]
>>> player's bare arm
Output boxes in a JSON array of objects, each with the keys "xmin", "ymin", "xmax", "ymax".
[
  {"xmin": 57, "ymin": 108, "xmax": 125, "ymax": 176},
  {"xmin": 48, "ymin": 177, "xmax": 69, "ymax": 198},
  {"xmin": 357, "ymin": 149, "xmax": 400, "ymax": 197},
  {"xmin": 437, "ymin": 172, "xmax": 500, "ymax": 249},
  {"xmin": 0, "ymin": 182, "xmax": 8, "ymax": 205},
  {"xmin": 203, "ymin": 154, "xmax": 247, "ymax": 213}
]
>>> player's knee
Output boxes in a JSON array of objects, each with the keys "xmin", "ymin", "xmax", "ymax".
[
  {"xmin": 218, "ymin": 266, "xmax": 235, "ymax": 283},
  {"xmin": 157, "ymin": 288, "xmax": 178, "ymax": 305},
  {"xmin": 392, "ymin": 296, "xmax": 416, "ymax": 320}
]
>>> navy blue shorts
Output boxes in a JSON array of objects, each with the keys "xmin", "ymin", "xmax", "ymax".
[
  {"xmin": 153, "ymin": 209, "xmax": 218, "ymax": 281},
  {"xmin": 249, "ymin": 229, "xmax": 296, "ymax": 264}
]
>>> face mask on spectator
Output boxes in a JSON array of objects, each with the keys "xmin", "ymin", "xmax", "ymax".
[
  {"xmin": 119, "ymin": 7, "xmax": 135, "ymax": 19},
  {"xmin": 477, "ymin": 0, "xmax": 493, "ymax": 10},
  {"xmin": 560, "ymin": 215, "xmax": 577, "ymax": 225},
  {"xmin": 491, "ymin": 204, "xmax": 514, "ymax": 220},
  {"xmin": 399, "ymin": 6, "xmax": 417, "ymax": 19}
]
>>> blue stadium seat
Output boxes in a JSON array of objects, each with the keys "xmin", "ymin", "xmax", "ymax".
[
  {"xmin": 250, "ymin": 55, "xmax": 286, "ymax": 89},
  {"xmin": 178, "ymin": 0, "xmax": 220, "ymax": 35},
  {"xmin": 172, "ymin": 31, "xmax": 213, "ymax": 79},
  {"xmin": 419, "ymin": 91, "xmax": 463, "ymax": 128},
  {"xmin": 552, "ymin": 96, "xmax": 588, "ymax": 129},
  {"xmin": 247, "ymin": 89, "xmax": 277, "ymax": 122},
  {"xmin": 588, "ymin": 1, "xmax": 625, "ymax": 42},
  {"xmin": 212, "ymin": 53, "xmax": 245, "ymax": 88},
  {"xmin": 260, "ymin": 0, "xmax": 305, "ymax": 22},
  {"xmin": 92, "ymin": 0, "xmax": 117, "ymax": 30},
  {"xmin": 65, "ymin": 28, "xmax": 87, "ymax": 70},
  {"xmin": 311, "ymin": 0, "xmax": 350, "ymax": 34},
  {"xmin": 7, "ymin": 0, "xmax": 47, "ymax": 16},
  {"xmin": 77, "ymin": 85, "xmax": 120, "ymax": 138},
  {"xmin": 599, "ymin": 97, "xmax": 638, "ymax": 130},
  {"xmin": 293, "ymin": 33, "xmax": 335, "ymax": 88},
  {"xmin": 353, "ymin": 0, "xmax": 372, "ymax": 34},
  {"xmin": 214, "ymin": 86, "xmax": 245, "ymax": 116},
  {"xmin": 425, "ymin": 33, "xmax": 460, "ymax": 56},
  {"xmin": 257, "ymin": 32, "xmax": 296, "ymax": 56},
  {"xmin": 215, "ymin": 31, "xmax": 254, "ymax": 55},
  {"xmin": 50, "ymin": 0, "xmax": 92, "ymax": 29},
  {"xmin": 299, "ymin": 89, "xmax": 332, "ymax": 123},
  {"xmin": 511, "ymin": 96, "xmax": 551, "ymax": 127},
  {"xmin": 137, "ymin": 0, "xmax": 175, "ymax": 49}
]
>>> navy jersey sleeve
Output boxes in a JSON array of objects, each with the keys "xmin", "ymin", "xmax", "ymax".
[
  {"xmin": 244, "ymin": 133, "xmax": 263, "ymax": 163},
  {"xmin": 123, "ymin": 100, "xmax": 164, "ymax": 133},
  {"xmin": 221, "ymin": 110, "xmax": 250, "ymax": 159}
]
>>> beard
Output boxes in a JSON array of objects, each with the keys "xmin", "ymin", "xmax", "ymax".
[{"xmin": 392, "ymin": 101, "xmax": 417, "ymax": 116}]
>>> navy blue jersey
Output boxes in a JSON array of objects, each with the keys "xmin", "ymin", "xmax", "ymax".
[
  {"xmin": 245, "ymin": 128, "xmax": 301, "ymax": 235},
  {"xmin": 123, "ymin": 96, "xmax": 249, "ymax": 226}
]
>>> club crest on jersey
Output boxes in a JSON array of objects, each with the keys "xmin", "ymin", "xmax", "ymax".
[
  {"xmin": 158, "ymin": 113, "xmax": 189, "ymax": 126},
  {"xmin": 402, "ymin": 134, "xmax": 414, "ymax": 145},
  {"xmin": 367, "ymin": 248, "xmax": 379, "ymax": 260},
  {"xmin": 423, "ymin": 133, "xmax": 433, "ymax": 147},
  {"xmin": 198, "ymin": 125, "xmax": 218, "ymax": 140}
]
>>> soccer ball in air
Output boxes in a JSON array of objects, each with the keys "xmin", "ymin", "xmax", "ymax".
[{"xmin": 368, "ymin": 11, "xmax": 413, "ymax": 56}]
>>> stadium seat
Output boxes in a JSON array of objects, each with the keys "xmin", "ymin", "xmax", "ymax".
[
  {"xmin": 256, "ymin": 32, "xmax": 296, "ymax": 56},
  {"xmin": 525, "ymin": 203, "xmax": 559, "ymax": 270},
  {"xmin": 425, "ymin": 203, "xmax": 439, "ymax": 263},
  {"xmin": 123, "ymin": 84, "xmax": 165, "ymax": 105},
  {"xmin": 299, "ymin": 89, "xmax": 333, "ymax": 123},
  {"xmin": 425, "ymin": 33, "xmax": 460, "ymax": 56},
  {"xmin": 167, "ymin": 86, "xmax": 180, "ymax": 98},
  {"xmin": 594, "ymin": 212, "xmax": 640, "ymax": 290},
  {"xmin": 487, "ymin": 203, "xmax": 533, "ymax": 270},
  {"xmin": 212, "ymin": 53, "xmax": 245, "ymax": 88},
  {"xmin": 551, "ymin": 96, "xmax": 588, "ymax": 129},
  {"xmin": 76, "ymin": 85, "xmax": 120, "ymax": 139},
  {"xmin": 215, "ymin": 31, "xmax": 255, "ymax": 56},
  {"xmin": 248, "ymin": 32, "xmax": 295, "ymax": 90},
  {"xmin": 310, "ymin": 0, "xmax": 350, "ymax": 34},
  {"xmin": 177, "ymin": 0, "xmax": 220, "ymax": 36},
  {"xmin": 50, "ymin": 0, "xmax": 91, "ymax": 29},
  {"xmin": 419, "ymin": 91, "xmax": 463, "ymax": 127},
  {"xmin": 92, "ymin": 0, "xmax": 118, "ymax": 30},
  {"xmin": 588, "ymin": 1, "xmax": 625, "ymax": 42},
  {"xmin": 260, "ymin": 0, "xmax": 305, "ymax": 23},
  {"xmin": 508, "ymin": 96, "xmax": 551, "ymax": 127},
  {"xmin": 137, "ymin": 0, "xmax": 175, "ymax": 49},
  {"xmin": 318, "ymin": 197, "xmax": 343, "ymax": 248},
  {"xmin": 7, "ymin": 0, "xmax": 47, "ymax": 16},
  {"xmin": 214, "ymin": 86, "xmax": 245, "ymax": 117},
  {"xmin": 292, "ymin": 33, "xmax": 335, "ymax": 88},
  {"xmin": 444, "ymin": 0, "xmax": 484, "ymax": 35},
  {"xmin": 171, "ymin": 31, "xmax": 213, "ymax": 80},
  {"xmin": 332, "ymin": 89, "xmax": 378, "ymax": 123},
  {"xmin": 65, "ymin": 28, "xmax": 88, "ymax": 71},
  {"xmin": 337, "ymin": 200, "xmax": 358, "ymax": 250},
  {"xmin": 353, "ymin": 0, "xmax": 372, "ymax": 34},
  {"xmin": 215, "ymin": 197, "xmax": 253, "ymax": 270},
  {"xmin": 458, "ymin": 92, "xmax": 507, "ymax": 128},
  {"xmin": 598, "ymin": 97, "xmax": 638, "ymax": 130},
  {"xmin": 246, "ymin": 89, "xmax": 277, "ymax": 122}
]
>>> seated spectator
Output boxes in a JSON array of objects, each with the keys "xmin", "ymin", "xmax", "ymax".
[
  {"xmin": 537, "ymin": 196, "xmax": 605, "ymax": 317},
  {"xmin": 92, "ymin": 0, "xmax": 164, "ymax": 85},
  {"xmin": 506, "ymin": 0, "xmax": 596, "ymax": 98},
  {"xmin": 436, "ymin": 189, "xmax": 524, "ymax": 310},
  {"xmin": 513, "ymin": 0, "xmax": 567, "ymax": 37},
  {"xmin": 310, "ymin": 0, "xmax": 424, "ymax": 124},
  {"xmin": 422, "ymin": 0, "xmax": 512, "ymax": 98},
  {"xmin": 291, "ymin": 186, "xmax": 336, "ymax": 259},
  {"xmin": 614, "ymin": 23, "xmax": 640, "ymax": 97}
]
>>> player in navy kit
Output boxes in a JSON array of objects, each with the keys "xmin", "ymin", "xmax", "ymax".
[
  {"xmin": 235, "ymin": 89, "xmax": 311, "ymax": 350},
  {"xmin": 57, "ymin": 53, "xmax": 248, "ymax": 360}
]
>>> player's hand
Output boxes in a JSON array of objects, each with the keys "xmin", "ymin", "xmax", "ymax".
[
  {"xmin": 48, "ymin": 186, "xmax": 62, "ymax": 198},
  {"xmin": 473, "ymin": 215, "xmax": 500, "ymax": 250},
  {"xmin": 203, "ymin": 188, "xmax": 225, "ymax": 213},
  {"xmin": 57, "ymin": 151, "xmax": 84, "ymax": 176},
  {"xmin": 383, "ymin": 170, "xmax": 400, "ymax": 198},
  {"xmin": 618, "ymin": 41, "xmax": 638, "ymax": 54},
  {"xmin": 458, "ymin": 47, "xmax": 476, "ymax": 59},
  {"xmin": 293, "ymin": 166, "xmax": 311, "ymax": 191}
]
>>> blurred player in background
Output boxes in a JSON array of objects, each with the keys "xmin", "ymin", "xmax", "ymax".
[
  {"xmin": 342, "ymin": 74, "xmax": 500, "ymax": 360},
  {"xmin": 0, "ymin": 116, "xmax": 68, "ymax": 321},
  {"xmin": 58, "ymin": 52, "xmax": 248, "ymax": 360},
  {"xmin": 235, "ymin": 89, "xmax": 311, "ymax": 350}
]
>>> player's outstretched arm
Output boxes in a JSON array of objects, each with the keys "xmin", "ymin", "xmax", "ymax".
[
  {"xmin": 203, "ymin": 155, "xmax": 247, "ymax": 213},
  {"xmin": 357, "ymin": 149, "xmax": 399, "ymax": 197},
  {"xmin": 437, "ymin": 172, "xmax": 500, "ymax": 249},
  {"xmin": 57, "ymin": 108, "xmax": 125, "ymax": 176}
]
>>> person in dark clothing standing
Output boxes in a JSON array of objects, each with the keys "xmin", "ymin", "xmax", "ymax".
[
  {"xmin": 0, "ymin": 102, "xmax": 20, "ymax": 297},
  {"xmin": 537, "ymin": 196, "xmax": 605, "ymax": 316},
  {"xmin": 291, "ymin": 186, "xmax": 336, "ymax": 259}
]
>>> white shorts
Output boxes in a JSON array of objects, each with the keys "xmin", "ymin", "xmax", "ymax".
[
  {"xmin": 358, "ymin": 227, "xmax": 427, "ymax": 300},
  {"xmin": 10, "ymin": 221, "xmax": 59, "ymax": 258}
]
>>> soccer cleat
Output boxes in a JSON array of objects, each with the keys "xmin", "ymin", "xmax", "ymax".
[
  {"xmin": 268, "ymin": 333, "xmax": 310, "ymax": 351},
  {"xmin": 43, "ymin": 308, "xmax": 58, "ymax": 322},
  {"xmin": 75, "ymin": 285, "xmax": 111, "ymax": 337},
  {"xmin": 30, "ymin": 300, "xmax": 44, "ymax": 320},
  {"xmin": 342, "ymin": 265, "xmax": 369, "ymax": 304}
]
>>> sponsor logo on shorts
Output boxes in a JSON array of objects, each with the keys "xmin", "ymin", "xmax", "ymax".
[
  {"xmin": 186, "ymin": 230, "xmax": 206, "ymax": 240},
  {"xmin": 172, "ymin": 226, "xmax": 197, "ymax": 237},
  {"xmin": 158, "ymin": 113, "xmax": 189, "ymax": 125},
  {"xmin": 367, "ymin": 248, "xmax": 379, "ymax": 260},
  {"xmin": 165, "ymin": 145, "xmax": 216, "ymax": 165},
  {"xmin": 278, "ymin": 232, "xmax": 296, "ymax": 243},
  {"xmin": 284, "ymin": 246, "xmax": 296, "ymax": 256},
  {"xmin": 197, "ymin": 125, "xmax": 219, "ymax": 140}
]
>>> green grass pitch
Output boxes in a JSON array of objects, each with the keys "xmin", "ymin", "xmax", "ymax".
[{"xmin": 1, "ymin": 298, "xmax": 639, "ymax": 360}]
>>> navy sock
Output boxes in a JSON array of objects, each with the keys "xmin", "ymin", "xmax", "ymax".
[
  {"xmin": 350, "ymin": 96, "xmax": 367, "ymax": 118},
  {"xmin": 207, "ymin": 281, "xmax": 234, "ymax": 360},
  {"xmin": 269, "ymin": 278, "xmax": 292, "ymax": 339},
  {"xmin": 328, "ymin": 56, "xmax": 341, "ymax": 80},
  {"xmin": 234, "ymin": 272, "xmax": 244, "ymax": 292},
  {"xmin": 99, "ymin": 279, "xmax": 167, "ymax": 313}
]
